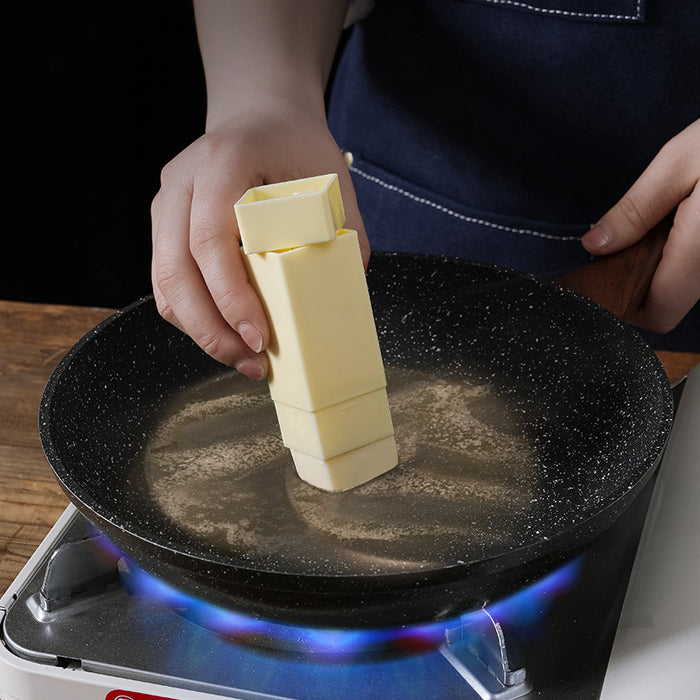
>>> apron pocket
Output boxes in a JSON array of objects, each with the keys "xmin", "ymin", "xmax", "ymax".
[
  {"xmin": 459, "ymin": 0, "xmax": 645, "ymax": 23},
  {"xmin": 347, "ymin": 154, "xmax": 593, "ymax": 278}
]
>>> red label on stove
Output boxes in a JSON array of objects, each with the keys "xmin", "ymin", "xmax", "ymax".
[{"xmin": 106, "ymin": 692, "xmax": 180, "ymax": 700}]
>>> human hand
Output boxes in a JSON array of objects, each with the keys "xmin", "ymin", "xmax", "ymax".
[
  {"xmin": 581, "ymin": 118, "xmax": 700, "ymax": 334},
  {"xmin": 151, "ymin": 103, "xmax": 367, "ymax": 379}
]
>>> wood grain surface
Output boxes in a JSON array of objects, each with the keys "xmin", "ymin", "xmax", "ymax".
[
  {"xmin": 0, "ymin": 300, "xmax": 113, "ymax": 595},
  {"xmin": 0, "ymin": 300, "xmax": 698, "ymax": 596}
]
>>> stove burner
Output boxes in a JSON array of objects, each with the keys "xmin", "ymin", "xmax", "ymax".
[
  {"xmin": 27, "ymin": 530, "xmax": 580, "ymax": 664},
  {"xmin": 122, "ymin": 558, "xmax": 448, "ymax": 659},
  {"xmin": 14, "ymin": 506, "xmax": 641, "ymax": 700},
  {"xmin": 117, "ymin": 545, "xmax": 581, "ymax": 662}
]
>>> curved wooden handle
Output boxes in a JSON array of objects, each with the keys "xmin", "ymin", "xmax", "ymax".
[{"xmin": 555, "ymin": 217, "xmax": 671, "ymax": 322}]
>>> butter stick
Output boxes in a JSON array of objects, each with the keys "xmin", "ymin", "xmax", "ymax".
[
  {"xmin": 274, "ymin": 388, "xmax": 394, "ymax": 460},
  {"xmin": 235, "ymin": 175, "xmax": 398, "ymax": 491},
  {"xmin": 243, "ymin": 230, "xmax": 386, "ymax": 411},
  {"xmin": 291, "ymin": 437, "xmax": 398, "ymax": 492}
]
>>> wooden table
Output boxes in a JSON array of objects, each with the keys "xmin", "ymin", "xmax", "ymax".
[
  {"xmin": 1, "ymin": 299, "xmax": 699, "ymax": 596},
  {"xmin": 0, "ymin": 301, "xmax": 113, "ymax": 595}
]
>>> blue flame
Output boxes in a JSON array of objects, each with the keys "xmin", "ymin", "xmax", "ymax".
[{"xmin": 109, "ymin": 545, "xmax": 581, "ymax": 660}]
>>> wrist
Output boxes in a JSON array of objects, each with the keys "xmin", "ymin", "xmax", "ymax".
[
  {"xmin": 205, "ymin": 80, "xmax": 327, "ymax": 134},
  {"xmin": 194, "ymin": 0, "xmax": 345, "ymax": 134}
]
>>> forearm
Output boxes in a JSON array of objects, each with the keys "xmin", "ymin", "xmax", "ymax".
[
  {"xmin": 152, "ymin": 0, "xmax": 365, "ymax": 376},
  {"xmin": 194, "ymin": 0, "xmax": 348, "ymax": 130}
]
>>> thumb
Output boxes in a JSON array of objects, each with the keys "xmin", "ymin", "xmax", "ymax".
[
  {"xmin": 582, "ymin": 199, "xmax": 650, "ymax": 255},
  {"xmin": 582, "ymin": 188, "xmax": 674, "ymax": 257},
  {"xmin": 582, "ymin": 133, "xmax": 695, "ymax": 256}
]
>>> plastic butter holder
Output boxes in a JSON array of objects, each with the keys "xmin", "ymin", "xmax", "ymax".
[
  {"xmin": 236, "ymin": 174, "xmax": 345, "ymax": 254},
  {"xmin": 235, "ymin": 173, "xmax": 398, "ymax": 491}
]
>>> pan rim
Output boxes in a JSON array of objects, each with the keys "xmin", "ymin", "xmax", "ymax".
[{"xmin": 38, "ymin": 254, "xmax": 675, "ymax": 586}]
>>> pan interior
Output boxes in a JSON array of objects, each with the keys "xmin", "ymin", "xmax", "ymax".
[
  {"xmin": 139, "ymin": 364, "xmax": 538, "ymax": 575},
  {"xmin": 41, "ymin": 255, "xmax": 673, "ymax": 580}
]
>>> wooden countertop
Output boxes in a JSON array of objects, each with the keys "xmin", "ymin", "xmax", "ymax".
[
  {"xmin": 1, "ymin": 299, "xmax": 699, "ymax": 596},
  {"xmin": 0, "ymin": 301, "xmax": 114, "ymax": 596}
]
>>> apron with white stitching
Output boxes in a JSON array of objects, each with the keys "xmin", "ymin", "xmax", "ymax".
[{"xmin": 327, "ymin": 0, "xmax": 700, "ymax": 349}]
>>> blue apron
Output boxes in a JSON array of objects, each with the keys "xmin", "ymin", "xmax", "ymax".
[{"xmin": 327, "ymin": 0, "xmax": 700, "ymax": 351}]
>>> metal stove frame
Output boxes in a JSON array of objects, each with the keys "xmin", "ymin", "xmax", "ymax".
[{"xmin": 3, "ymin": 366, "xmax": 700, "ymax": 700}]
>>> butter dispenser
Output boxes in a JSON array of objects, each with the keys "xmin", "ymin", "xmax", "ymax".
[{"xmin": 235, "ymin": 174, "xmax": 398, "ymax": 491}]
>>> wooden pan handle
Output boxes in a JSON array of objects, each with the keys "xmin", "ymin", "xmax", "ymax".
[{"xmin": 555, "ymin": 217, "xmax": 671, "ymax": 322}]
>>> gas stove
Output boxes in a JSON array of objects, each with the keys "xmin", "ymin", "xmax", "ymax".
[{"xmin": 2, "ymin": 367, "xmax": 699, "ymax": 700}]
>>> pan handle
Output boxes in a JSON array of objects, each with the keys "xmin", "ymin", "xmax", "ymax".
[{"xmin": 555, "ymin": 217, "xmax": 671, "ymax": 323}]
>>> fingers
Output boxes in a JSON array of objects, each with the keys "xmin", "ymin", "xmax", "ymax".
[
  {"xmin": 150, "ymin": 118, "xmax": 368, "ymax": 376},
  {"xmin": 151, "ymin": 150, "xmax": 268, "ymax": 379},
  {"xmin": 582, "ymin": 122, "xmax": 699, "ymax": 255},
  {"xmin": 580, "ymin": 119, "xmax": 700, "ymax": 334},
  {"xmin": 629, "ymin": 186, "xmax": 700, "ymax": 333},
  {"xmin": 189, "ymin": 160, "xmax": 271, "ymax": 352},
  {"xmin": 151, "ymin": 190, "xmax": 184, "ymax": 332}
]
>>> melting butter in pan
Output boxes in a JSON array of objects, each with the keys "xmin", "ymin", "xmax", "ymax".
[{"xmin": 140, "ymin": 366, "xmax": 538, "ymax": 573}]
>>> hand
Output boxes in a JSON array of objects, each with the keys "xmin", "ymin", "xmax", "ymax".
[
  {"xmin": 581, "ymin": 118, "xmax": 700, "ymax": 334},
  {"xmin": 151, "ymin": 102, "xmax": 367, "ymax": 378}
]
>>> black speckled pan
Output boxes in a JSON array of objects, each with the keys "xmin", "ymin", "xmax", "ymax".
[{"xmin": 39, "ymin": 254, "xmax": 673, "ymax": 628}]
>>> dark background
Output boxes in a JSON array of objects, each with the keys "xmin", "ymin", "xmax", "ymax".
[
  {"xmin": 1, "ymin": 1, "xmax": 206, "ymax": 308},
  {"xmin": 0, "ymin": 3, "xmax": 696, "ymax": 350}
]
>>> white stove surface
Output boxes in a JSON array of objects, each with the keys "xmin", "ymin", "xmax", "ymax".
[
  {"xmin": 2, "ymin": 366, "xmax": 699, "ymax": 700},
  {"xmin": 600, "ymin": 365, "xmax": 700, "ymax": 700}
]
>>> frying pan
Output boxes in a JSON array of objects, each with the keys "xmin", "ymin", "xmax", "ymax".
[{"xmin": 39, "ymin": 253, "xmax": 673, "ymax": 628}]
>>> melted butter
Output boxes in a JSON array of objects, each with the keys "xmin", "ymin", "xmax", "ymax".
[{"xmin": 140, "ymin": 366, "xmax": 538, "ymax": 574}]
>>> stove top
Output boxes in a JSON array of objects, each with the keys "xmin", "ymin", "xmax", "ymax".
[{"xmin": 2, "ymin": 368, "xmax": 699, "ymax": 700}]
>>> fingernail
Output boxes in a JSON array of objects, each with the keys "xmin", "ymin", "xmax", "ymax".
[
  {"xmin": 235, "ymin": 357, "xmax": 266, "ymax": 381},
  {"xmin": 237, "ymin": 321, "xmax": 264, "ymax": 353},
  {"xmin": 582, "ymin": 222, "xmax": 613, "ymax": 250}
]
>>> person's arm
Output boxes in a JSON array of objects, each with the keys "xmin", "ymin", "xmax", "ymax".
[
  {"xmin": 197, "ymin": 0, "xmax": 346, "ymax": 131},
  {"xmin": 582, "ymin": 118, "xmax": 700, "ymax": 333},
  {"xmin": 151, "ymin": 0, "xmax": 366, "ymax": 379}
]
